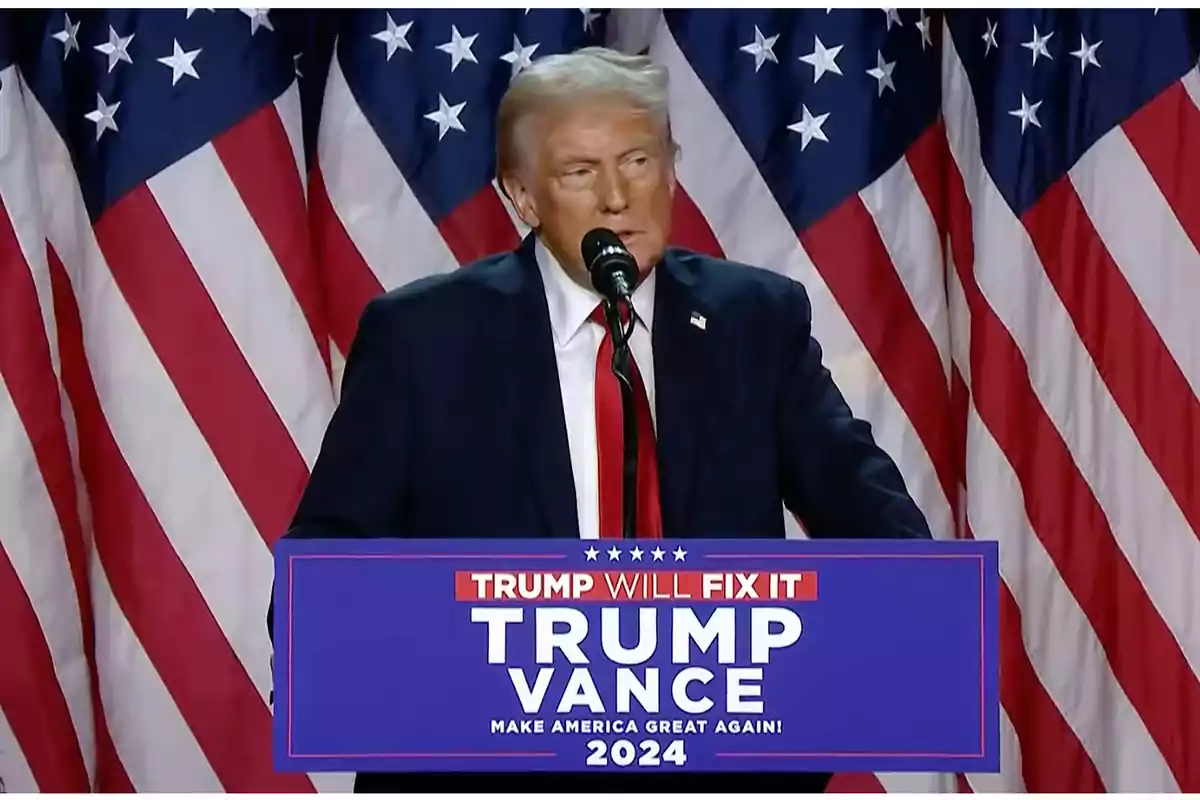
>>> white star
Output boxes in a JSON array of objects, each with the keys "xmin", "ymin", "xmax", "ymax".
[
  {"xmin": 1008, "ymin": 92, "xmax": 1042, "ymax": 134},
  {"xmin": 51, "ymin": 13, "xmax": 80, "ymax": 60},
  {"xmin": 740, "ymin": 25, "xmax": 779, "ymax": 72},
  {"xmin": 672, "ymin": 546, "xmax": 687, "ymax": 562},
  {"xmin": 607, "ymin": 546, "xmax": 622, "ymax": 561},
  {"xmin": 1069, "ymin": 34, "xmax": 1101, "ymax": 74},
  {"xmin": 372, "ymin": 13, "xmax": 413, "ymax": 61},
  {"xmin": 84, "ymin": 93, "xmax": 119, "ymax": 141},
  {"xmin": 866, "ymin": 50, "xmax": 896, "ymax": 96},
  {"xmin": 915, "ymin": 11, "xmax": 932, "ymax": 49},
  {"xmin": 787, "ymin": 104, "xmax": 830, "ymax": 150},
  {"xmin": 437, "ymin": 24, "xmax": 479, "ymax": 72},
  {"xmin": 240, "ymin": 8, "xmax": 274, "ymax": 35},
  {"xmin": 1021, "ymin": 25, "xmax": 1054, "ymax": 66},
  {"xmin": 186, "ymin": 8, "xmax": 213, "ymax": 18},
  {"xmin": 882, "ymin": 8, "xmax": 903, "ymax": 30},
  {"xmin": 799, "ymin": 35, "xmax": 843, "ymax": 83},
  {"xmin": 651, "ymin": 547, "xmax": 665, "ymax": 562},
  {"xmin": 580, "ymin": 9, "xmax": 602, "ymax": 31},
  {"xmin": 630, "ymin": 546, "xmax": 644, "ymax": 561},
  {"xmin": 158, "ymin": 39, "xmax": 201, "ymax": 86},
  {"xmin": 424, "ymin": 94, "xmax": 466, "ymax": 140},
  {"xmin": 500, "ymin": 34, "xmax": 539, "ymax": 77},
  {"xmin": 94, "ymin": 26, "xmax": 134, "ymax": 73},
  {"xmin": 584, "ymin": 546, "xmax": 598, "ymax": 561},
  {"xmin": 982, "ymin": 19, "xmax": 998, "ymax": 56}
]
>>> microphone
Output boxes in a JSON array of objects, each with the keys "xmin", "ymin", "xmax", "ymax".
[
  {"xmin": 581, "ymin": 227, "xmax": 637, "ymax": 305},
  {"xmin": 580, "ymin": 227, "xmax": 640, "ymax": 542}
]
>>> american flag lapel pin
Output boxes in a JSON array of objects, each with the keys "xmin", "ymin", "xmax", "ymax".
[{"xmin": 689, "ymin": 311, "xmax": 707, "ymax": 330}]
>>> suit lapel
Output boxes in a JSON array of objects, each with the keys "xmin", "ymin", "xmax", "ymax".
[
  {"xmin": 504, "ymin": 236, "xmax": 580, "ymax": 540},
  {"xmin": 652, "ymin": 251, "xmax": 713, "ymax": 538}
]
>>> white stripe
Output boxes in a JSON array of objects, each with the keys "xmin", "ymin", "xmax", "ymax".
[
  {"xmin": 318, "ymin": 56, "xmax": 458, "ymax": 290},
  {"xmin": 2, "ymin": 67, "xmax": 58, "ymax": 378},
  {"xmin": 1182, "ymin": 66, "xmax": 1200, "ymax": 111},
  {"xmin": 0, "ymin": 707, "xmax": 38, "ymax": 792},
  {"xmin": 859, "ymin": 156, "xmax": 953, "ymax": 383},
  {"xmin": 965, "ymin": 706, "xmax": 1026, "ymax": 792},
  {"xmin": 876, "ymin": 772, "xmax": 956, "ymax": 792},
  {"xmin": 23, "ymin": 94, "xmax": 276, "ymax": 706},
  {"xmin": 147, "ymin": 143, "xmax": 336, "ymax": 470},
  {"xmin": 943, "ymin": 30, "xmax": 1178, "ymax": 791},
  {"xmin": 946, "ymin": 36, "xmax": 1200, "ymax": 684},
  {"xmin": 964, "ymin": 403, "xmax": 1176, "ymax": 791},
  {"xmin": 90, "ymin": 563, "xmax": 221, "ymax": 792},
  {"xmin": 0, "ymin": 372, "xmax": 94, "ymax": 784},
  {"xmin": 1072, "ymin": 124, "xmax": 1200, "ymax": 397},
  {"xmin": 275, "ymin": 81, "xmax": 308, "ymax": 197},
  {"xmin": 651, "ymin": 18, "xmax": 953, "ymax": 540}
]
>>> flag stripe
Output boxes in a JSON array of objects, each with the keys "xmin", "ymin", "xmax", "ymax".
[
  {"xmin": 942, "ymin": 55, "xmax": 1187, "ymax": 790},
  {"xmin": 804, "ymin": 194, "xmax": 956, "ymax": 501},
  {"xmin": 437, "ymin": 185, "xmax": 521, "ymax": 266},
  {"xmin": 92, "ymin": 186, "xmax": 310, "ymax": 543},
  {"xmin": 667, "ymin": 186, "xmax": 725, "ymax": 258},
  {"xmin": 147, "ymin": 144, "xmax": 335, "ymax": 471},
  {"xmin": 1071, "ymin": 123, "xmax": 1200, "ymax": 400},
  {"xmin": 212, "ymin": 99, "xmax": 331, "ymax": 376},
  {"xmin": 1121, "ymin": 77, "xmax": 1200, "ymax": 259},
  {"xmin": 46, "ymin": 245, "xmax": 314, "ymax": 793},
  {"xmin": 1022, "ymin": 181, "xmax": 1200, "ymax": 542},
  {"xmin": 996, "ymin": 565, "xmax": 1104, "ymax": 791},
  {"xmin": 307, "ymin": 165, "xmax": 383, "ymax": 354},
  {"xmin": 0, "ymin": 508, "xmax": 89, "ymax": 791},
  {"xmin": 87, "ymin": 560, "xmax": 222, "ymax": 792},
  {"xmin": 317, "ymin": 57, "xmax": 458, "ymax": 291}
]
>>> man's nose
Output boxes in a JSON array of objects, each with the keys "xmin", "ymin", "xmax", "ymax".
[{"xmin": 595, "ymin": 165, "xmax": 630, "ymax": 213}]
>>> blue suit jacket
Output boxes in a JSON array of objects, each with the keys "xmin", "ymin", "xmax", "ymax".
[
  {"xmin": 276, "ymin": 234, "xmax": 931, "ymax": 793},
  {"xmin": 288, "ymin": 233, "xmax": 931, "ymax": 544}
]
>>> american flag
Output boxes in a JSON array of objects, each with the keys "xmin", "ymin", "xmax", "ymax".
[{"xmin": 0, "ymin": 7, "xmax": 1196, "ymax": 793}]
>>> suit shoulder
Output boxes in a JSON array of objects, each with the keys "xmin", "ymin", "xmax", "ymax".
[
  {"xmin": 666, "ymin": 247, "xmax": 811, "ymax": 314},
  {"xmin": 365, "ymin": 250, "xmax": 519, "ymax": 319}
]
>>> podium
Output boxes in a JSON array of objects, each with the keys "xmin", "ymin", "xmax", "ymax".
[{"xmin": 271, "ymin": 537, "xmax": 1000, "ymax": 779}]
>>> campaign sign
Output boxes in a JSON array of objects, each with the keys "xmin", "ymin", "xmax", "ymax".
[{"xmin": 272, "ymin": 537, "xmax": 999, "ymax": 774}]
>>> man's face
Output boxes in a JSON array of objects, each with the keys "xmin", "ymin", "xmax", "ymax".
[{"xmin": 503, "ymin": 97, "xmax": 676, "ymax": 286}]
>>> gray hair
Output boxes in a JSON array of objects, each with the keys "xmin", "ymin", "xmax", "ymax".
[{"xmin": 495, "ymin": 46, "xmax": 677, "ymax": 180}]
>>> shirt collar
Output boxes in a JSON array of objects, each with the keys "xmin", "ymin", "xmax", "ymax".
[{"xmin": 536, "ymin": 235, "xmax": 656, "ymax": 348}]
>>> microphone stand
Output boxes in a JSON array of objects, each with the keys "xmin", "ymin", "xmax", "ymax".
[{"xmin": 601, "ymin": 297, "xmax": 638, "ymax": 541}]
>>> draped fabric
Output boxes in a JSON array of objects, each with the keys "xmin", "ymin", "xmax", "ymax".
[{"xmin": 0, "ymin": 8, "xmax": 1196, "ymax": 792}]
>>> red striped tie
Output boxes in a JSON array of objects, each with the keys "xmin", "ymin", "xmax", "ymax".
[{"xmin": 591, "ymin": 304, "xmax": 663, "ymax": 540}]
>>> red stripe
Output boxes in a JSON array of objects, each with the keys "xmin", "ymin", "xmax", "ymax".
[
  {"xmin": 93, "ymin": 186, "xmax": 309, "ymax": 545},
  {"xmin": 438, "ymin": 186, "xmax": 520, "ymax": 265},
  {"xmin": 308, "ymin": 165, "xmax": 383, "ymax": 355},
  {"xmin": 669, "ymin": 186, "xmax": 725, "ymax": 257},
  {"xmin": 0, "ymin": 548, "xmax": 89, "ymax": 790},
  {"xmin": 46, "ymin": 246, "xmax": 314, "ymax": 793},
  {"xmin": 212, "ymin": 103, "xmax": 331, "ymax": 375},
  {"xmin": 956, "ymin": 773, "xmax": 974, "ymax": 793},
  {"xmin": 0, "ymin": 201, "xmax": 129, "ymax": 790},
  {"xmin": 943, "ymin": 149, "xmax": 1200, "ymax": 791},
  {"xmin": 826, "ymin": 773, "xmax": 886, "ymax": 792},
  {"xmin": 995, "ymin": 556, "xmax": 1105, "ymax": 791},
  {"xmin": 919, "ymin": 120, "xmax": 1093, "ymax": 790},
  {"xmin": 798, "ymin": 194, "xmax": 958, "ymax": 508},
  {"xmin": 1022, "ymin": 180, "xmax": 1200, "ymax": 539},
  {"xmin": 1121, "ymin": 81, "xmax": 1200, "ymax": 258}
]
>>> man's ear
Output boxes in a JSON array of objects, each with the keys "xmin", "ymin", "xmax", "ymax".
[{"xmin": 500, "ymin": 173, "xmax": 541, "ymax": 230}]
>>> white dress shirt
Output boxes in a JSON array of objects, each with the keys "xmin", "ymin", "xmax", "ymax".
[{"xmin": 535, "ymin": 237, "xmax": 657, "ymax": 541}]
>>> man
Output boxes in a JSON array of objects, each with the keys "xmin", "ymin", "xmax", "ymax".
[{"xmin": 278, "ymin": 46, "xmax": 932, "ymax": 793}]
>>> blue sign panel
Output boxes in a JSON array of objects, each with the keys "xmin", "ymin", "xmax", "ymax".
[{"xmin": 272, "ymin": 537, "xmax": 999, "ymax": 774}]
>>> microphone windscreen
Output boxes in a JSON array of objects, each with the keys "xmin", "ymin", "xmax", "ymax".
[{"xmin": 581, "ymin": 227, "xmax": 629, "ymax": 274}]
